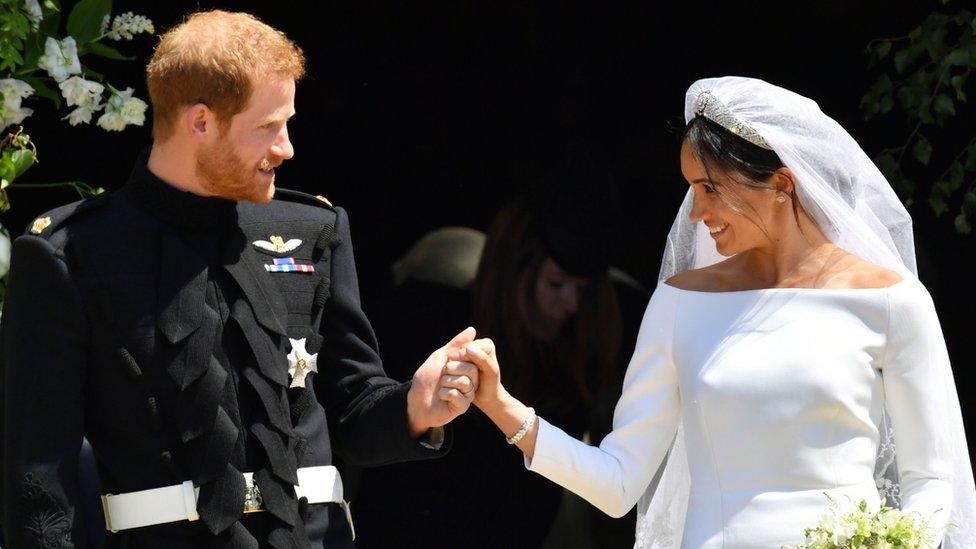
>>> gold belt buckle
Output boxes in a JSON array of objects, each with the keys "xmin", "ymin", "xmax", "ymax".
[{"xmin": 243, "ymin": 476, "xmax": 264, "ymax": 513}]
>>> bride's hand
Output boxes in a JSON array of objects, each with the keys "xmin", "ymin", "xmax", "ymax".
[{"xmin": 454, "ymin": 338, "xmax": 504, "ymax": 409}]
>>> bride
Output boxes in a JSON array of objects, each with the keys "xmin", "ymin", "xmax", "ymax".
[{"xmin": 454, "ymin": 76, "xmax": 976, "ymax": 547}]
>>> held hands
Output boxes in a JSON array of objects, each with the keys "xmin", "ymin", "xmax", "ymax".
[
  {"xmin": 452, "ymin": 338, "xmax": 539, "ymax": 458},
  {"xmin": 450, "ymin": 338, "xmax": 504, "ymax": 410},
  {"xmin": 406, "ymin": 327, "xmax": 481, "ymax": 438}
]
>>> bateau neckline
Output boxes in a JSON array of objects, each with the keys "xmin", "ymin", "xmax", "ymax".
[{"xmin": 660, "ymin": 277, "xmax": 911, "ymax": 295}]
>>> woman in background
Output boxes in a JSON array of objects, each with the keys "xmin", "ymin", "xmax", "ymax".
[{"xmin": 354, "ymin": 154, "xmax": 646, "ymax": 548}]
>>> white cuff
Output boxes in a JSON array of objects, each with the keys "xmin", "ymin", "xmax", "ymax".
[{"xmin": 419, "ymin": 426, "xmax": 445, "ymax": 450}]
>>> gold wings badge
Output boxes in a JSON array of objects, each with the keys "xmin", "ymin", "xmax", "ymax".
[{"xmin": 253, "ymin": 235, "xmax": 303, "ymax": 254}]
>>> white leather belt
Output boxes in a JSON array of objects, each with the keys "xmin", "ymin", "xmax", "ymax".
[{"xmin": 100, "ymin": 465, "xmax": 354, "ymax": 539}]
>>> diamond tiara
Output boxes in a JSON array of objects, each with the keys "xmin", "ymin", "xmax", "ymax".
[{"xmin": 693, "ymin": 91, "xmax": 773, "ymax": 150}]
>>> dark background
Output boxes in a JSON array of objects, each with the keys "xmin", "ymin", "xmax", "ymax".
[{"xmin": 4, "ymin": 1, "xmax": 973, "ymax": 455}]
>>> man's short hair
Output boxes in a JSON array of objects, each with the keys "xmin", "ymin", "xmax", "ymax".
[{"xmin": 146, "ymin": 10, "xmax": 306, "ymax": 142}]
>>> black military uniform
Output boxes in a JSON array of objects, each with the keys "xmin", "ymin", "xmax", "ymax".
[{"xmin": 0, "ymin": 154, "xmax": 448, "ymax": 548}]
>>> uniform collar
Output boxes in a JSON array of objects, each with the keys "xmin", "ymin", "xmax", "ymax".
[{"xmin": 123, "ymin": 149, "xmax": 239, "ymax": 231}]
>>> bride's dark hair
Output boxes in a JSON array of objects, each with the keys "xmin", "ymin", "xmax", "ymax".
[
  {"xmin": 683, "ymin": 115, "xmax": 803, "ymax": 233},
  {"xmin": 684, "ymin": 115, "xmax": 784, "ymax": 182}
]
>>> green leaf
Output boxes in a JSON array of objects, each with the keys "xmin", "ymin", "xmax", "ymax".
[
  {"xmin": 874, "ymin": 153, "xmax": 899, "ymax": 177},
  {"xmin": 39, "ymin": 1, "xmax": 62, "ymax": 36},
  {"xmin": 924, "ymin": 26, "xmax": 949, "ymax": 61},
  {"xmin": 0, "ymin": 155, "xmax": 14, "ymax": 184},
  {"xmin": 879, "ymin": 94, "xmax": 894, "ymax": 114},
  {"xmin": 963, "ymin": 191, "xmax": 976, "ymax": 213},
  {"xmin": 896, "ymin": 86, "xmax": 918, "ymax": 109},
  {"xmin": 21, "ymin": 32, "xmax": 46, "ymax": 71},
  {"xmin": 918, "ymin": 104, "xmax": 935, "ymax": 124},
  {"xmin": 913, "ymin": 136, "xmax": 933, "ymax": 166},
  {"xmin": 933, "ymin": 93, "xmax": 956, "ymax": 121},
  {"xmin": 81, "ymin": 65, "xmax": 104, "ymax": 80},
  {"xmin": 894, "ymin": 48, "xmax": 912, "ymax": 74},
  {"xmin": 66, "ymin": 0, "xmax": 111, "ymax": 45},
  {"xmin": 955, "ymin": 213, "xmax": 972, "ymax": 234},
  {"xmin": 951, "ymin": 74, "xmax": 968, "ymax": 102},
  {"xmin": 10, "ymin": 149, "xmax": 35, "ymax": 178},
  {"xmin": 0, "ymin": 188, "xmax": 10, "ymax": 212},
  {"xmin": 85, "ymin": 41, "xmax": 133, "ymax": 61},
  {"xmin": 898, "ymin": 176, "xmax": 918, "ymax": 198},
  {"xmin": 6, "ymin": 48, "xmax": 24, "ymax": 66},
  {"xmin": 870, "ymin": 41, "xmax": 892, "ymax": 60},
  {"xmin": 946, "ymin": 48, "xmax": 975, "ymax": 66},
  {"xmin": 19, "ymin": 77, "xmax": 62, "ymax": 108},
  {"xmin": 966, "ymin": 143, "xmax": 976, "ymax": 170},
  {"xmin": 930, "ymin": 195, "xmax": 949, "ymax": 217}
]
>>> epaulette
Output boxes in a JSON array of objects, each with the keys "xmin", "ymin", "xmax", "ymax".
[
  {"xmin": 274, "ymin": 187, "xmax": 336, "ymax": 211},
  {"xmin": 24, "ymin": 192, "xmax": 111, "ymax": 239}
]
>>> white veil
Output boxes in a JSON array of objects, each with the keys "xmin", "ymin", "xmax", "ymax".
[{"xmin": 635, "ymin": 76, "xmax": 976, "ymax": 548}]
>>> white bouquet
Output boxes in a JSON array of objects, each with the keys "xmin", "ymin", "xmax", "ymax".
[{"xmin": 789, "ymin": 495, "xmax": 936, "ymax": 549}]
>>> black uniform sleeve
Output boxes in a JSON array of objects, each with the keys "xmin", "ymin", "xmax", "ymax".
[
  {"xmin": 314, "ymin": 208, "xmax": 450, "ymax": 466},
  {"xmin": 1, "ymin": 235, "xmax": 90, "ymax": 548}
]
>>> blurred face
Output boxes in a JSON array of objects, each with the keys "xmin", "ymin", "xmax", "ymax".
[
  {"xmin": 679, "ymin": 141, "xmax": 777, "ymax": 257},
  {"xmin": 196, "ymin": 77, "xmax": 296, "ymax": 203},
  {"xmin": 526, "ymin": 257, "xmax": 588, "ymax": 341}
]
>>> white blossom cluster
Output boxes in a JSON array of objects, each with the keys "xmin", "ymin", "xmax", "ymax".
[
  {"xmin": 96, "ymin": 87, "xmax": 147, "ymax": 131},
  {"xmin": 2, "ymin": 9, "xmax": 152, "ymax": 132},
  {"xmin": 792, "ymin": 496, "xmax": 935, "ymax": 549},
  {"xmin": 100, "ymin": 12, "xmax": 155, "ymax": 41},
  {"xmin": 37, "ymin": 36, "xmax": 81, "ymax": 83},
  {"xmin": 0, "ymin": 79, "xmax": 35, "ymax": 131},
  {"xmin": 58, "ymin": 76, "xmax": 103, "ymax": 126},
  {"xmin": 23, "ymin": 0, "xmax": 43, "ymax": 26}
]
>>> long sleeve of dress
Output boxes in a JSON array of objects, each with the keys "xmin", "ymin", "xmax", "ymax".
[
  {"xmin": 526, "ymin": 285, "xmax": 680, "ymax": 518},
  {"xmin": 883, "ymin": 280, "xmax": 958, "ymax": 543},
  {"xmin": 1, "ymin": 235, "xmax": 90, "ymax": 548}
]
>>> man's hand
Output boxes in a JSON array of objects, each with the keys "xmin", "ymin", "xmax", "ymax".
[{"xmin": 406, "ymin": 327, "xmax": 480, "ymax": 438}]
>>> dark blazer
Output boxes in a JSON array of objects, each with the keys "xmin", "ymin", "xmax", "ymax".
[{"xmin": 0, "ymin": 157, "xmax": 448, "ymax": 549}]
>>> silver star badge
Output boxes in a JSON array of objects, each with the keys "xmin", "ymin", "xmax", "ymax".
[
  {"xmin": 254, "ymin": 235, "xmax": 303, "ymax": 253},
  {"xmin": 287, "ymin": 338, "xmax": 318, "ymax": 389}
]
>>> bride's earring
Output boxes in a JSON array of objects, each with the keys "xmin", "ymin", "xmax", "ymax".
[{"xmin": 776, "ymin": 194, "xmax": 787, "ymax": 204}]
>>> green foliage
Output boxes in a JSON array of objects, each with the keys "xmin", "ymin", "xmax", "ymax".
[
  {"xmin": 66, "ymin": 0, "xmax": 111, "ymax": 45},
  {"xmin": 862, "ymin": 2, "xmax": 976, "ymax": 234},
  {"xmin": 0, "ymin": 128, "xmax": 36, "ymax": 212},
  {"xmin": 1, "ymin": 0, "xmax": 149, "ymax": 214},
  {"xmin": 0, "ymin": 0, "xmax": 32, "ymax": 73},
  {"xmin": 83, "ymin": 41, "xmax": 132, "ymax": 60}
]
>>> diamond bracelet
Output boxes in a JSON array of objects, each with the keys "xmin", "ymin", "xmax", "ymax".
[{"xmin": 506, "ymin": 407, "xmax": 536, "ymax": 445}]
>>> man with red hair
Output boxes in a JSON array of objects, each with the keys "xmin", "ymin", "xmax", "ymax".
[{"xmin": 1, "ymin": 11, "xmax": 477, "ymax": 548}]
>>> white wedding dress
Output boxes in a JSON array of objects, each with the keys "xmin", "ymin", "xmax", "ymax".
[{"xmin": 527, "ymin": 279, "xmax": 954, "ymax": 548}]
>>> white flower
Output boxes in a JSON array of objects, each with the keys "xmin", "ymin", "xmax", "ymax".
[
  {"xmin": 104, "ymin": 12, "xmax": 154, "ymax": 41},
  {"xmin": 37, "ymin": 37, "xmax": 82, "ymax": 82},
  {"xmin": 119, "ymin": 96, "xmax": 147, "ymax": 126},
  {"xmin": 23, "ymin": 0, "xmax": 43, "ymax": 26},
  {"xmin": 1, "ymin": 107, "xmax": 33, "ymax": 129},
  {"xmin": 58, "ymin": 76, "xmax": 104, "ymax": 108},
  {"xmin": 63, "ymin": 103, "xmax": 102, "ymax": 126},
  {"xmin": 0, "ymin": 79, "xmax": 34, "ymax": 129},
  {"xmin": 98, "ymin": 87, "xmax": 146, "ymax": 130},
  {"xmin": 0, "ymin": 226, "xmax": 10, "ymax": 278},
  {"xmin": 0, "ymin": 79, "xmax": 35, "ymax": 112},
  {"xmin": 96, "ymin": 110, "xmax": 126, "ymax": 131}
]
